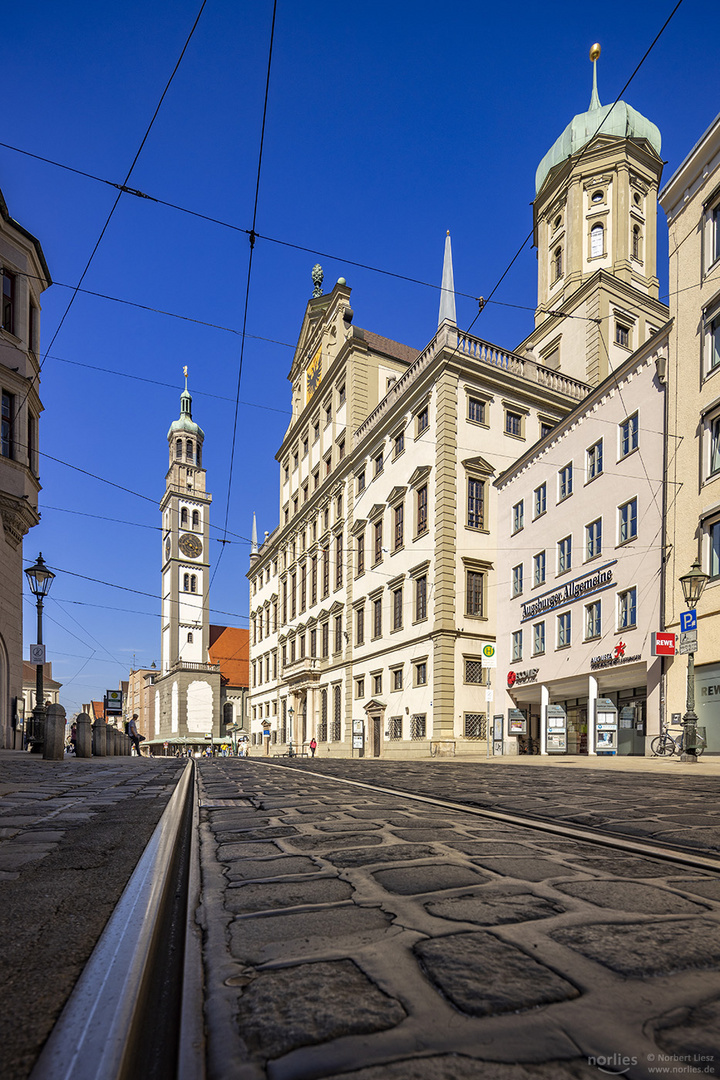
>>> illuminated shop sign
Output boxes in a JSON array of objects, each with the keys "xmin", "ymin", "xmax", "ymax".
[
  {"xmin": 590, "ymin": 640, "xmax": 642, "ymax": 670},
  {"xmin": 507, "ymin": 669, "xmax": 539, "ymax": 688},
  {"xmin": 521, "ymin": 561, "xmax": 616, "ymax": 623}
]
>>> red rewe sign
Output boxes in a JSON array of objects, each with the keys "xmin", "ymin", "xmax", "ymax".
[{"xmin": 651, "ymin": 632, "xmax": 676, "ymax": 656}]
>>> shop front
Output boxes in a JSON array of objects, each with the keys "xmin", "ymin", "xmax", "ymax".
[{"xmin": 693, "ymin": 663, "xmax": 720, "ymax": 753}]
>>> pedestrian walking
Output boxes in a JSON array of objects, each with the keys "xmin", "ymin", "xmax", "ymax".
[
  {"xmin": 309, "ymin": 737, "xmax": 317, "ymax": 757},
  {"xmin": 127, "ymin": 714, "xmax": 142, "ymax": 757}
]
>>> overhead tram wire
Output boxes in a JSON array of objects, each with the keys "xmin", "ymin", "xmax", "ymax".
[
  {"xmin": 212, "ymin": 0, "xmax": 278, "ymax": 588},
  {"xmin": 9, "ymin": 0, "xmax": 209, "ymax": 431}
]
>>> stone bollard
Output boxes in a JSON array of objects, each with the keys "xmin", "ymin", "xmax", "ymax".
[
  {"xmin": 125, "ymin": 734, "xmax": 132, "ymax": 756},
  {"xmin": 93, "ymin": 718, "xmax": 106, "ymax": 756},
  {"xmin": 76, "ymin": 712, "xmax": 92, "ymax": 758},
  {"xmin": 108, "ymin": 726, "xmax": 117, "ymax": 756},
  {"xmin": 43, "ymin": 703, "xmax": 66, "ymax": 761}
]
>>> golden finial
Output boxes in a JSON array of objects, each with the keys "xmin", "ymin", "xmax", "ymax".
[
  {"xmin": 590, "ymin": 43, "xmax": 601, "ymax": 62},
  {"xmin": 183, "ymin": 365, "xmax": 188, "ymax": 378}
]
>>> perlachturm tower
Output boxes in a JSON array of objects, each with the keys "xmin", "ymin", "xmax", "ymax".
[{"xmin": 517, "ymin": 45, "xmax": 669, "ymax": 385}]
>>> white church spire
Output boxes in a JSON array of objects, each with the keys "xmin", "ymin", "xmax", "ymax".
[
  {"xmin": 438, "ymin": 231, "xmax": 456, "ymax": 328},
  {"xmin": 250, "ymin": 511, "xmax": 258, "ymax": 559}
]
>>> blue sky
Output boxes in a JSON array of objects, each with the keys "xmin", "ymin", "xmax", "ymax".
[{"xmin": 5, "ymin": 0, "xmax": 716, "ymax": 714}]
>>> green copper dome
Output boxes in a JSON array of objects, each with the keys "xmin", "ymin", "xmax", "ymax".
[
  {"xmin": 535, "ymin": 87, "xmax": 661, "ymax": 196},
  {"xmin": 167, "ymin": 386, "xmax": 204, "ymax": 441}
]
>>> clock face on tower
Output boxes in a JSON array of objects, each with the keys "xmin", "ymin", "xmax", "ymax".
[
  {"xmin": 179, "ymin": 532, "xmax": 203, "ymax": 559},
  {"xmin": 165, "ymin": 536, "xmax": 171, "ymax": 560}
]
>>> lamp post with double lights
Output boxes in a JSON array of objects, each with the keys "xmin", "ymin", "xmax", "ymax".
[
  {"xmin": 24, "ymin": 553, "xmax": 55, "ymax": 752},
  {"xmin": 679, "ymin": 558, "xmax": 709, "ymax": 763}
]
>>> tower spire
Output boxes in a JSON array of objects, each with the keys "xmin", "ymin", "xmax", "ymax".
[
  {"xmin": 250, "ymin": 511, "xmax": 258, "ymax": 559},
  {"xmin": 438, "ymin": 231, "xmax": 456, "ymax": 328},
  {"xmin": 589, "ymin": 43, "xmax": 601, "ymax": 110}
]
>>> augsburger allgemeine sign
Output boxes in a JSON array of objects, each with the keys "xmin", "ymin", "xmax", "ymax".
[{"xmin": 520, "ymin": 560, "xmax": 617, "ymax": 623}]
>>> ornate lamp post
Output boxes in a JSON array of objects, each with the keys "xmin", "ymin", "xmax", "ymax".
[
  {"xmin": 25, "ymin": 553, "xmax": 55, "ymax": 752},
  {"xmin": 679, "ymin": 558, "xmax": 709, "ymax": 762},
  {"xmin": 287, "ymin": 705, "xmax": 294, "ymax": 757}
]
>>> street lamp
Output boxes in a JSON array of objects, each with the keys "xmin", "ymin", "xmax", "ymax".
[
  {"xmin": 287, "ymin": 705, "xmax": 294, "ymax": 757},
  {"xmin": 25, "ymin": 553, "xmax": 55, "ymax": 752},
  {"xmin": 679, "ymin": 558, "xmax": 709, "ymax": 762}
]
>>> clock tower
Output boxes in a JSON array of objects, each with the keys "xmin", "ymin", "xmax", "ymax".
[{"xmin": 152, "ymin": 370, "xmax": 221, "ymax": 749}]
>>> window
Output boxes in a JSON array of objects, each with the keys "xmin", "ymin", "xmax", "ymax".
[
  {"xmin": 553, "ymin": 246, "xmax": 562, "ymax": 282},
  {"xmin": 586, "ymin": 518, "xmax": 602, "ymax": 559},
  {"xmin": 183, "ymin": 573, "xmax": 190, "ymax": 591},
  {"xmin": 1, "ymin": 269, "xmax": 15, "ymax": 334},
  {"xmin": 185, "ymin": 439, "xmax": 193, "ymax": 462},
  {"xmin": 374, "ymin": 451, "xmax": 384, "ymax": 476},
  {"xmin": 335, "ymin": 533, "xmax": 343, "ymax": 588},
  {"xmin": 464, "ymin": 714, "xmax": 486, "ymax": 739},
  {"xmin": 293, "ymin": 451, "xmax": 299, "ymax": 471},
  {"xmin": 356, "ymin": 677, "xmax": 365, "ymax": 699},
  {"xmin": 322, "ymin": 545, "xmax": 329, "ymax": 597},
  {"xmin": 416, "ymin": 404, "xmax": 429, "ymax": 434},
  {"xmin": 415, "ymin": 661, "xmax": 427, "ymax": 686},
  {"xmin": 180, "ymin": 507, "xmax": 188, "ymax": 527},
  {"xmin": 317, "ymin": 692, "xmax": 326, "ymax": 742},
  {"xmin": 466, "ymin": 569, "xmax": 484, "ymax": 617},
  {"xmin": 618, "ymin": 587, "xmax": 637, "ymax": 629},
  {"xmin": 311, "ymin": 555, "xmax": 318, "ymax": 604},
  {"xmin": 713, "ymin": 205, "xmax": 720, "ymax": 267},
  {"xmin": 619, "ymin": 498, "xmax": 638, "ymax": 544},
  {"xmin": 505, "ymin": 411, "xmax": 522, "ymax": 437},
  {"xmin": 585, "ymin": 600, "xmax": 601, "ymax": 639},
  {"xmin": 620, "ymin": 414, "xmax": 639, "ymax": 458},
  {"xmin": 372, "ymin": 597, "xmax": 382, "ymax": 638},
  {"xmin": 590, "ymin": 222, "xmax": 604, "ymax": 258},
  {"xmin": 291, "ymin": 572, "xmax": 297, "ymax": 618},
  {"xmin": 512, "ymin": 500, "xmax": 524, "ymax": 534},
  {"xmin": 357, "ymin": 534, "xmax": 365, "ymax": 575},
  {"xmin": 511, "ymin": 564, "xmax": 523, "ymax": 597},
  {"xmin": 324, "ymin": 454, "xmax": 332, "ymax": 477},
  {"xmin": 338, "ymin": 384, "xmax": 346, "ymax": 405},
  {"xmin": 632, "ymin": 225, "xmax": 641, "ymax": 261},
  {"xmin": 533, "ymin": 622, "xmax": 545, "ymax": 655},
  {"xmin": 27, "ymin": 412, "xmax": 37, "ymax": 474},
  {"xmin": 540, "ymin": 421, "xmax": 554, "ymax": 439},
  {"xmin": 468, "ymin": 397, "xmax": 485, "ymax": 424},
  {"xmin": 192, "ymin": 510, "xmax": 200, "ymax": 529},
  {"xmin": 334, "ymin": 614, "xmax": 343, "ymax": 653},
  {"xmin": 616, "ymin": 322, "xmax": 630, "ymax": 348},
  {"xmin": 357, "ymin": 470, "xmax": 366, "ymax": 493},
  {"xmin": 587, "ymin": 440, "xmax": 603, "ymax": 480},
  {"xmin": 176, "ymin": 438, "xmax": 182, "ymax": 460},
  {"xmin": 411, "ymin": 715, "xmax": 426, "ymax": 739},
  {"xmin": 467, "ymin": 478, "xmax": 485, "ymax": 529},
  {"xmin": 392, "ymin": 668, "xmax": 403, "ymax": 691},
  {"xmin": 356, "ymin": 605, "xmax": 365, "ymax": 645},
  {"xmin": 591, "ymin": 190, "xmax": 603, "ymax": 204},
  {"xmin": 710, "ymin": 520, "xmax": 720, "ymax": 579},
  {"xmin": 338, "ymin": 439, "xmax": 345, "ymax": 461},
  {"xmin": 394, "ymin": 431, "xmax": 404, "ymax": 457},
  {"xmin": 708, "ymin": 314, "xmax": 720, "ymax": 374},
  {"xmin": 559, "ymin": 463, "xmax": 573, "ymax": 500},
  {"xmin": 300, "ymin": 564, "xmax": 307, "ymax": 612},
  {"xmin": 512, "ymin": 630, "xmax": 522, "ymax": 661},
  {"xmin": 313, "ymin": 469, "xmax": 320, "ymax": 491},
  {"xmin": 533, "ymin": 551, "xmax": 546, "ymax": 587},
  {"xmin": 374, "ymin": 520, "xmax": 383, "ymax": 564},
  {"xmin": 389, "ymin": 717, "xmax": 403, "ymax": 740},
  {"xmin": 373, "ymin": 673, "xmax": 382, "ymax": 695},
  {"xmin": 322, "ymin": 621, "xmax": 329, "ymax": 657},
  {"xmin": 1, "ymin": 391, "xmax": 14, "ymax": 458},
  {"xmin": 190, "ymin": 575, "xmax": 197, "ymax": 593},
  {"xmin": 332, "ymin": 685, "xmax": 341, "ymax": 741},
  {"xmin": 557, "ymin": 611, "xmax": 571, "ymax": 648},
  {"xmin": 558, "ymin": 535, "xmax": 572, "ymax": 573},
  {"xmin": 415, "ymin": 575, "xmax": 427, "ymax": 621},
  {"xmin": 325, "ymin": 403, "xmax": 332, "ymax": 426},
  {"xmin": 465, "ymin": 659, "xmax": 485, "ymax": 684},
  {"xmin": 417, "ymin": 485, "xmax": 428, "ymax": 534},
  {"xmin": 313, "ymin": 421, "xmax": 320, "ymax": 443},
  {"xmin": 394, "ymin": 504, "xmax": 404, "ymax": 550},
  {"xmin": 534, "ymin": 483, "xmax": 546, "ymax": 517},
  {"xmin": 392, "ymin": 586, "xmax": 403, "ymax": 630}
]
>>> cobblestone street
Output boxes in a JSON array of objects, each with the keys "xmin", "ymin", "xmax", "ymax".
[{"xmin": 196, "ymin": 759, "xmax": 720, "ymax": 1080}]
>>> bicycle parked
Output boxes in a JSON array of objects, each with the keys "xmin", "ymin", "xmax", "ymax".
[{"xmin": 650, "ymin": 724, "xmax": 706, "ymax": 757}]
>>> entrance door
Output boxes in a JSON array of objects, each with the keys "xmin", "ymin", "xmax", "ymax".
[
  {"xmin": 566, "ymin": 706, "xmax": 588, "ymax": 754},
  {"xmin": 372, "ymin": 717, "xmax": 381, "ymax": 757}
]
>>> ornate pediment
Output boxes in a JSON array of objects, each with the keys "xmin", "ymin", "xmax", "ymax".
[{"xmin": 461, "ymin": 455, "xmax": 495, "ymax": 477}]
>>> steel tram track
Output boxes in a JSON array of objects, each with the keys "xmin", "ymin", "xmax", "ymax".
[
  {"xmin": 257, "ymin": 759, "xmax": 720, "ymax": 875},
  {"xmin": 29, "ymin": 760, "xmax": 203, "ymax": 1080}
]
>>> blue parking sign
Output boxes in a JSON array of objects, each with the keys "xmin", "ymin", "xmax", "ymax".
[{"xmin": 680, "ymin": 610, "xmax": 697, "ymax": 633}]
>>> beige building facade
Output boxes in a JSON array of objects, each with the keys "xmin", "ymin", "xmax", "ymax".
[
  {"xmin": 0, "ymin": 187, "xmax": 51, "ymax": 749},
  {"xmin": 660, "ymin": 111, "xmax": 720, "ymax": 753}
]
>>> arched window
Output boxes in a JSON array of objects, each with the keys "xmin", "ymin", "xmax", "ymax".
[
  {"xmin": 223, "ymin": 701, "xmax": 233, "ymax": 727},
  {"xmin": 318, "ymin": 688, "xmax": 328, "ymax": 742},
  {"xmin": 192, "ymin": 510, "xmax": 200, "ymax": 530},
  {"xmin": 591, "ymin": 223, "xmax": 604, "ymax": 258},
  {"xmin": 190, "ymin": 575, "xmax": 197, "ymax": 593},
  {"xmin": 175, "ymin": 439, "xmax": 182, "ymax": 460},
  {"xmin": 632, "ymin": 225, "xmax": 641, "ymax": 260},
  {"xmin": 187, "ymin": 632, "xmax": 193, "ymax": 643},
  {"xmin": 553, "ymin": 246, "xmax": 562, "ymax": 282},
  {"xmin": 183, "ymin": 573, "xmax": 190, "ymax": 591},
  {"xmin": 180, "ymin": 507, "xmax": 188, "ymax": 526},
  {"xmin": 186, "ymin": 439, "xmax": 193, "ymax": 463}
]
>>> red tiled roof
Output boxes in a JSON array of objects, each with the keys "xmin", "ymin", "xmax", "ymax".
[
  {"xmin": 208, "ymin": 626, "xmax": 249, "ymax": 688},
  {"xmin": 90, "ymin": 701, "xmax": 104, "ymax": 721},
  {"xmin": 22, "ymin": 662, "xmax": 61, "ymax": 690},
  {"xmin": 356, "ymin": 328, "xmax": 419, "ymax": 366}
]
